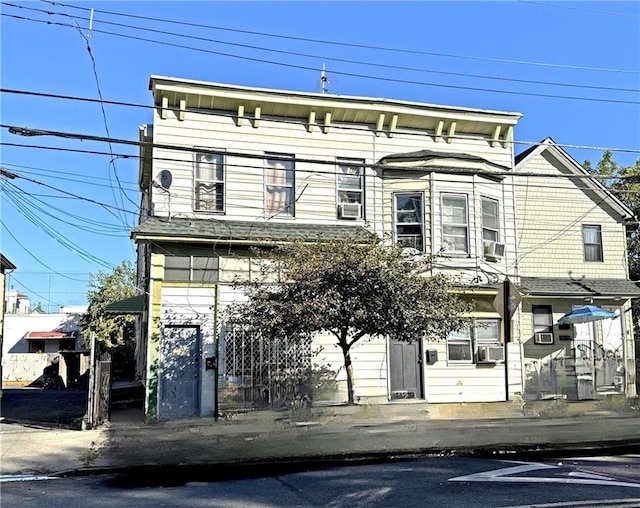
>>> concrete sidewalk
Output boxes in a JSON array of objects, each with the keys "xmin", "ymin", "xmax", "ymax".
[{"xmin": 2, "ymin": 400, "xmax": 639, "ymax": 478}]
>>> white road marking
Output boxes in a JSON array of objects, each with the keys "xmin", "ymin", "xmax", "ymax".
[
  {"xmin": 0, "ymin": 474, "xmax": 59, "ymax": 483},
  {"xmin": 449, "ymin": 462, "xmax": 640, "ymax": 488},
  {"xmin": 506, "ymin": 499, "xmax": 640, "ymax": 508}
]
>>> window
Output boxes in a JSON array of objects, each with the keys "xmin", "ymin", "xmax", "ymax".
[
  {"xmin": 481, "ymin": 197, "xmax": 500, "ymax": 243},
  {"xmin": 164, "ymin": 255, "xmax": 218, "ymax": 283},
  {"xmin": 337, "ymin": 159, "xmax": 364, "ymax": 219},
  {"xmin": 395, "ymin": 193, "xmax": 424, "ymax": 251},
  {"xmin": 265, "ymin": 154, "xmax": 295, "ymax": 216},
  {"xmin": 441, "ymin": 193, "xmax": 469, "ymax": 254},
  {"xmin": 532, "ymin": 305, "xmax": 554, "ymax": 344},
  {"xmin": 28, "ymin": 340, "xmax": 45, "ymax": 353},
  {"xmin": 583, "ymin": 225, "xmax": 603, "ymax": 262},
  {"xmin": 194, "ymin": 151, "xmax": 224, "ymax": 212},
  {"xmin": 446, "ymin": 319, "xmax": 501, "ymax": 363}
]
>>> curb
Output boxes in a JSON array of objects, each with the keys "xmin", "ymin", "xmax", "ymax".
[{"xmin": 50, "ymin": 439, "xmax": 640, "ymax": 485}]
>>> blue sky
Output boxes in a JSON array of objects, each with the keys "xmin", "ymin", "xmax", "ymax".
[{"xmin": 1, "ymin": 1, "xmax": 639, "ymax": 310}]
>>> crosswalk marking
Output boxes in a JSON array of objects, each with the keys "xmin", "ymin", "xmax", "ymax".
[{"xmin": 449, "ymin": 462, "xmax": 640, "ymax": 488}]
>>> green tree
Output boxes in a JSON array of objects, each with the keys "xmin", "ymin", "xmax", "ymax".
[
  {"xmin": 226, "ymin": 238, "xmax": 472, "ymax": 405},
  {"xmin": 584, "ymin": 152, "xmax": 640, "ymax": 280},
  {"xmin": 82, "ymin": 260, "xmax": 137, "ymax": 379}
]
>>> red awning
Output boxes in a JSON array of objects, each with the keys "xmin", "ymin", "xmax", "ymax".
[{"xmin": 23, "ymin": 331, "xmax": 75, "ymax": 340}]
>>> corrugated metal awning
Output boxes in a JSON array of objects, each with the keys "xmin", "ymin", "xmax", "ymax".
[{"xmin": 104, "ymin": 295, "xmax": 145, "ymax": 315}]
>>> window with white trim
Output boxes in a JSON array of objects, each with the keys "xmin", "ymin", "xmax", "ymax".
[
  {"xmin": 532, "ymin": 305, "xmax": 554, "ymax": 344},
  {"xmin": 394, "ymin": 193, "xmax": 424, "ymax": 252},
  {"xmin": 481, "ymin": 197, "xmax": 500, "ymax": 243},
  {"xmin": 265, "ymin": 154, "xmax": 295, "ymax": 216},
  {"xmin": 441, "ymin": 193, "xmax": 469, "ymax": 254},
  {"xmin": 164, "ymin": 255, "xmax": 219, "ymax": 283},
  {"xmin": 446, "ymin": 319, "xmax": 501, "ymax": 363},
  {"xmin": 194, "ymin": 151, "xmax": 224, "ymax": 212},
  {"xmin": 582, "ymin": 225, "xmax": 603, "ymax": 262},
  {"xmin": 337, "ymin": 159, "xmax": 364, "ymax": 219}
]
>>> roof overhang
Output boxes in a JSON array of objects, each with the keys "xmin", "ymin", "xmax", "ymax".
[
  {"xmin": 104, "ymin": 295, "xmax": 145, "ymax": 315},
  {"xmin": 1, "ymin": 254, "xmax": 16, "ymax": 272},
  {"xmin": 131, "ymin": 217, "xmax": 377, "ymax": 246},
  {"xmin": 148, "ymin": 75, "xmax": 522, "ymax": 139},
  {"xmin": 515, "ymin": 138, "xmax": 634, "ymax": 221},
  {"xmin": 519, "ymin": 277, "xmax": 640, "ymax": 298},
  {"xmin": 378, "ymin": 150, "xmax": 511, "ymax": 181}
]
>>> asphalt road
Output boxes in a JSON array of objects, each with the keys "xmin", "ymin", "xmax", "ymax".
[
  {"xmin": 3, "ymin": 456, "xmax": 640, "ymax": 507},
  {"xmin": 0, "ymin": 388, "xmax": 88, "ymax": 428}
]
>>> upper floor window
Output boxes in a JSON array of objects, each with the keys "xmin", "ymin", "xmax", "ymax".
[
  {"xmin": 583, "ymin": 225, "xmax": 603, "ymax": 262},
  {"xmin": 395, "ymin": 193, "xmax": 424, "ymax": 252},
  {"xmin": 265, "ymin": 154, "xmax": 295, "ymax": 216},
  {"xmin": 481, "ymin": 197, "xmax": 500, "ymax": 242},
  {"xmin": 164, "ymin": 255, "xmax": 219, "ymax": 283},
  {"xmin": 337, "ymin": 159, "xmax": 364, "ymax": 219},
  {"xmin": 194, "ymin": 151, "xmax": 224, "ymax": 212},
  {"xmin": 441, "ymin": 193, "xmax": 469, "ymax": 254}
]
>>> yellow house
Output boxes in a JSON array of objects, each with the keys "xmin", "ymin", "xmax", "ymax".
[
  {"xmin": 133, "ymin": 76, "xmax": 526, "ymax": 420},
  {"xmin": 515, "ymin": 138, "xmax": 640, "ymax": 401}
]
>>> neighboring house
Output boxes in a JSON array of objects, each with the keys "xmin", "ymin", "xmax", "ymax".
[
  {"xmin": 2, "ymin": 307, "xmax": 87, "ymax": 387},
  {"xmin": 1, "ymin": 254, "xmax": 17, "ymax": 397},
  {"xmin": 5, "ymin": 289, "xmax": 30, "ymax": 314},
  {"xmin": 132, "ymin": 76, "xmax": 525, "ymax": 420},
  {"xmin": 514, "ymin": 138, "xmax": 640, "ymax": 401}
]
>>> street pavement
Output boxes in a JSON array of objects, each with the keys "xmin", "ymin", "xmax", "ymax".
[{"xmin": 2, "ymin": 395, "xmax": 640, "ymax": 478}]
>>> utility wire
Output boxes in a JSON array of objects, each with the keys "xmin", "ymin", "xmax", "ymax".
[
  {"xmin": 3, "ymin": 12, "xmax": 639, "ymax": 106},
  {"xmin": 40, "ymin": 0, "xmax": 640, "ymax": 74},
  {"xmin": 0, "ymin": 220, "xmax": 108, "ymax": 280},
  {"xmin": 1, "ymin": 163, "xmax": 136, "ymax": 216},
  {"xmin": 43, "ymin": 2, "xmax": 138, "ymax": 226},
  {"xmin": 3, "ymin": 89, "xmax": 638, "ymax": 156},
  {"xmin": 7, "ymin": 2, "xmax": 637, "ymax": 94},
  {"xmin": 517, "ymin": 0, "xmax": 640, "ymax": 19}
]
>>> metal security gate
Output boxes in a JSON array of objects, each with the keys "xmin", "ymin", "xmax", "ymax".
[{"xmin": 220, "ymin": 327, "xmax": 313, "ymax": 410}]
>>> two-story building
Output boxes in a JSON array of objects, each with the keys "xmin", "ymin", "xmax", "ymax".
[
  {"xmin": 131, "ymin": 76, "xmax": 528, "ymax": 420},
  {"xmin": 130, "ymin": 76, "xmax": 639, "ymax": 421},
  {"xmin": 515, "ymin": 138, "xmax": 640, "ymax": 401}
]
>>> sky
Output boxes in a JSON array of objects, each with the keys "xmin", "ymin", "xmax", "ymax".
[{"xmin": 1, "ymin": 1, "xmax": 639, "ymax": 311}]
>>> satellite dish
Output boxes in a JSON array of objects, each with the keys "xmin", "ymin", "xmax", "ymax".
[{"xmin": 153, "ymin": 170, "xmax": 173, "ymax": 190}]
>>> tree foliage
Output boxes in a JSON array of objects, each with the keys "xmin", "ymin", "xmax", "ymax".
[
  {"xmin": 226, "ymin": 238, "xmax": 472, "ymax": 404},
  {"xmin": 584, "ymin": 152, "xmax": 640, "ymax": 280},
  {"xmin": 82, "ymin": 260, "xmax": 137, "ymax": 350}
]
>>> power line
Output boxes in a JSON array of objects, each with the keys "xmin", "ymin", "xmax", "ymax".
[
  {"xmin": 3, "ymin": 89, "xmax": 639, "ymax": 157},
  {"xmin": 8, "ymin": 2, "xmax": 637, "ymax": 95},
  {"xmin": 3, "ymin": 123, "xmax": 640, "ymax": 166},
  {"xmin": 517, "ymin": 0, "xmax": 640, "ymax": 19},
  {"xmin": 40, "ymin": 0, "xmax": 640, "ymax": 74},
  {"xmin": 3, "ymin": 12, "xmax": 639, "ymax": 106}
]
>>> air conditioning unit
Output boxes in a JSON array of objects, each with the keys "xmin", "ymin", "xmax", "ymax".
[
  {"xmin": 338, "ymin": 202, "xmax": 361, "ymax": 219},
  {"xmin": 484, "ymin": 240, "xmax": 505, "ymax": 261},
  {"xmin": 477, "ymin": 345, "xmax": 505, "ymax": 363},
  {"xmin": 535, "ymin": 332, "xmax": 554, "ymax": 344}
]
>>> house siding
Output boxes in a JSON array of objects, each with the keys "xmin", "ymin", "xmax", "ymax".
[
  {"xmin": 138, "ymin": 77, "xmax": 531, "ymax": 420},
  {"xmin": 515, "ymin": 151, "xmax": 628, "ymax": 279}
]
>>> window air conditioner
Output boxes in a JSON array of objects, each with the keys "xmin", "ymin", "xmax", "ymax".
[
  {"xmin": 535, "ymin": 332, "xmax": 554, "ymax": 345},
  {"xmin": 477, "ymin": 345, "xmax": 505, "ymax": 363},
  {"xmin": 339, "ymin": 202, "xmax": 361, "ymax": 219},
  {"xmin": 484, "ymin": 240, "xmax": 505, "ymax": 261}
]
